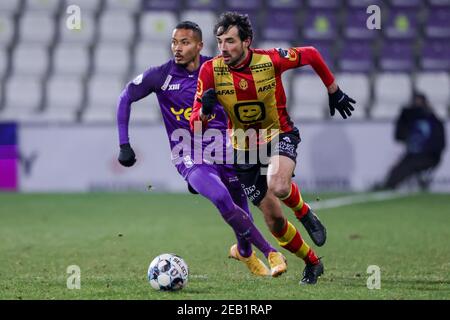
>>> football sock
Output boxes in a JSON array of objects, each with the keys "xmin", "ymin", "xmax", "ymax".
[
  {"xmin": 280, "ymin": 182, "xmax": 310, "ymax": 219},
  {"xmin": 272, "ymin": 219, "xmax": 319, "ymax": 265},
  {"xmin": 188, "ymin": 167, "xmax": 276, "ymax": 258}
]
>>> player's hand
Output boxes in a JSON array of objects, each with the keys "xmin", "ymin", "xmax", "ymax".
[
  {"xmin": 118, "ymin": 143, "xmax": 136, "ymax": 167},
  {"xmin": 328, "ymin": 87, "xmax": 356, "ymax": 119},
  {"xmin": 201, "ymin": 88, "xmax": 217, "ymax": 116}
]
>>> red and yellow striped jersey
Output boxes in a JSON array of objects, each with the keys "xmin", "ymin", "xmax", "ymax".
[{"xmin": 190, "ymin": 46, "xmax": 335, "ymax": 150}]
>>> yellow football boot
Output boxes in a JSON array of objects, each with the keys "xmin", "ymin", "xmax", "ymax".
[{"xmin": 228, "ymin": 244, "xmax": 270, "ymax": 276}]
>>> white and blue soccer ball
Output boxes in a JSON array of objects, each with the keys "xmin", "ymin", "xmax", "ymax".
[{"xmin": 147, "ymin": 253, "xmax": 189, "ymax": 291}]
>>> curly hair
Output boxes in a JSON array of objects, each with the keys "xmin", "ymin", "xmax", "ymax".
[{"xmin": 214, "ymin": 12, "xmax": 253, "ymax": 43}]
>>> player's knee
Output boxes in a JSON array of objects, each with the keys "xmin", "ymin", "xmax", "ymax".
[
  {"xmin": 211, "ymin": 190, "xmax": 235, "ymax": 214},
  {"xmin": 268, "ymin": 179, "xmax": 290, "ymax": 199}
]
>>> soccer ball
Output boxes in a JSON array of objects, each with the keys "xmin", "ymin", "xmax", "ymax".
[{"xmin": 147, "ymin": 253, "xmax": 189, "ymax": 291}]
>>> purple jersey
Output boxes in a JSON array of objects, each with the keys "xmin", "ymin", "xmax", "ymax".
[{"xmin": 117, "ymin": 55, "xmax": 231, "ymax": 178}]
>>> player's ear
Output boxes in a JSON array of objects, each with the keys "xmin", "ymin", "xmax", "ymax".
[
  {"xmin": 197, "ymin": 40, "xmax": 204, "ymax": 51},
  {"xmin": 243, "ymin": 38, "xmax": 251, "ymax": 49}
]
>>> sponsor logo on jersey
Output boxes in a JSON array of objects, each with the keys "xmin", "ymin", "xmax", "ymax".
[
  {"xmin": 217, "ymin": 82, "xmax": 234, "ymax": 87},
  {"xmin": 161, "ymin": 75, "xmax": 173, "ymax": 90},
  {"xmin": 132, "ymin": 74, "xmax": 143, "ymax": 85},
  {"xmin": 277, "ymin": 48, "xmax": 297, "ymax": 61},
  {"xmin": 216, "ymin": 89, "xmax": 235, "ymax": 95},
  {"xmin": 257, "ymin": 82, "xmax": 276, "ymax": 93},
  {"xmin": 250, "ymin": 62, "xmax": 273, "ymax": 73},
  {"xmin": 168, "ymin": 83, "xmax": 180, "ymax": 91}
]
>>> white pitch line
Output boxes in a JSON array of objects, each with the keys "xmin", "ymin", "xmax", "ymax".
[{"xmin": 312, "ymin": 191, "xmax": 413, "ymax": 210}]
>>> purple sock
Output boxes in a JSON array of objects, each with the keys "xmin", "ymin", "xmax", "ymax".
[{"xmin": 188, "ymin": 166, "xmax": 276, "ymax": 258}]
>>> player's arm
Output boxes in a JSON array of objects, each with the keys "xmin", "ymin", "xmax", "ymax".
[
  {"xmin": 273, "ymin": 47, "xmax": 356, "ymax": 119},
  {"xmin": 190, "ymin": 60, "xmax": 216, "ymax": 132},
  {"xmin": 117, "ymin": 67, "xmax": 161, "ymax": 167}
]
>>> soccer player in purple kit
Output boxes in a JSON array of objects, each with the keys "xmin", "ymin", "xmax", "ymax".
[{"xmin": 116, "ymin": 21, "xmax": 287, "ymax": 277}]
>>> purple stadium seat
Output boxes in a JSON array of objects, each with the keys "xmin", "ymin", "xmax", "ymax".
[
  {"xmin": 262, "ymin": 11, "xmax": 298, "ymax": 42},
  {"xmin": 347, "ymin": 0, "xmax": 382, "ymax": 8},
  {"xmin": 306, "ymin": 0, "xmax": 340, "ymax": 9},
  {"xmin": 344, "ymin": 8, "xmax": 381, "ymax": 40},
  {"xmin": 425, "ymin": 7, "xmax": 450, "ymax": 39},
  {"xmin": 185, "ymin": 0, "xmax": 222, "ymax": 10},
  {"xmin": 267, "ymin": 0, "xmax": 303, "ymax": 10},
  {"xmin": 302, "ymin": 9, "xmax": 338, "ymax": 41},
  {"xmin": 142, "ymin": 0, "xmax": 181, "ymax": 11},
  {"xmin": 385, "ymin": 8, "xmax": 418, "ymax": 39},
  {"xmin": 226, "ymin": 0, "xmax": 262, "ymax": 11},
  {"xmin": 420, "ymin": 39, "xmax": 450, "ymax": 70},
  {"xmin": 379, "ymin": 40, "xmax": 415, "ymax": 72},
  {"xmin": 337, "ymin": 40, "xmax": 375, "ymax": 73},
  {"xmin": 428, "ymin": 0, "xmax": 450, "ymax": 7},
  {"xmin": 388, "ymin": 0, "xmax": 422, "ymax": 8}
]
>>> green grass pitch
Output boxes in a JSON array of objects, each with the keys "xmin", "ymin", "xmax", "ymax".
[{"xmin": 0, "ymin": 192, "xmax": 449, "ymax": 300}]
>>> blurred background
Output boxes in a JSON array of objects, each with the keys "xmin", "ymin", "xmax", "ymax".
[{"xmin": 0, "ymin": 0, "xmax": 449, "ymax": 193}]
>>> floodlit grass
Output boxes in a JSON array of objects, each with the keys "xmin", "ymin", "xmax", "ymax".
[{"xmin": 0, "ymin": 192, "xmax": 449, "ymax": 300}]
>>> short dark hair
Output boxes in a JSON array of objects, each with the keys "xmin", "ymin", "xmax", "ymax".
[
  {"xmin": 175, "ymin": 21, "xmax": 202, "ymax": 41},
  {"xmin": 214, "ymin": 12, "xmax": 253, "ymax": 43}
]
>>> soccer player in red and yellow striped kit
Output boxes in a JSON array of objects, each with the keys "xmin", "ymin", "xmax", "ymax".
[{"xmin": 190, "ymin": 12, "xmax": 356, "ymax": 284}]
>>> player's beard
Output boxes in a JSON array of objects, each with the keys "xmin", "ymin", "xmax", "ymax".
[{"xmin": 226, "ymin": 45, "xmax": 246, "ymax": 67}]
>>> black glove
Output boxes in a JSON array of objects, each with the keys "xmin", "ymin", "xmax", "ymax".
[
  {"xmin": 201, "ymin": 88, "xmax": 217, "ymax": 116},
  {"xmin": 118, "ymin": 143, "xmax": 136, "ymax": 167},
  {"xmin": 328, "ymin": 87, "xmax": 356, "ymax": 119}
]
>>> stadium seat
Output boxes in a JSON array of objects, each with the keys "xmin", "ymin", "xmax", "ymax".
[
  {"xmin": 94, "ymin": 44, "xmax": 130, "ymax": 77},
  {"xmin": 302, "ymin": 9, "xmax": 337, "ymax": 41},
  {"xmin": 267, "ymin": 0, "xmax": 302, "ymax": 10},
  {"xmin": 290, "ymin": 73, "xmax": 327, "ymax": 120},
  {"xmin": 257, "ymin": 40, "xmax": 292, "ymax": 50},
  {"xmin": 179, "ymin": 10, "xmax": 217, "ymax": 45},
  {"xmin": 347, "ymin": 0, "xmax": 382, "ymax": 8},
  {"xmin": 99, "ymin": 11, "xmax": 135, "ymax": 44},
  {"xmin": 379, "ymin": 40, "xmax": 415, "ymax": 72},
  {"xmin": 262, "ymin": 11, "xmax": 298, "ymax": 42},
  {"xmin": 40, "ymin": 75, "xmax": 83, "ymax": 122},
  {"xmin": 420, "ymin": 39, "xmax": 450, "ymax": 71},
  {"xmin": 185, "ymin": 0, "xmax": 221, "ymax": 10},
  {"xmin": 344, "ymin": 8, "xmax": 380, "ymax": 40},
  {"xmin": 337, "ymin": 40, "xmax": 375, "ymax": 73},
  {"xmin": 335, "ymin": 73, "xmax": 371, "ymax": 119},
  {"xmin": 0, "ymin": 15, "xmax": 14, "ymax": 48},
  {"xmin": 371, "ymin": 73, "xmax": 412, "ymax": 119},
  {"xmin": 133, "ymin": 42, "xmax": 170, "ymax": 75},
  {"xmin": 140, "ymin": 11, "xmax": 177, "ymax": 43},
  {"xmin": 129, "ymin": 94, "xmax": 162, "ymax": 123},
  {"xmin": 424, "ymin": 7, "xmax": 450, "ymax": 39},
  {"xmin": 19, "ymin": 12, "xmax": 55, "ymax": 44},
  {"xmin": 59, "ymin": 12, "xmax": 96, "ymax": 45},
  {"xmin": 84, "ymin": 75, "xmax": 124, "ymax": 123},
  {"xmin": 0, "ymin": 1, "xmax": 21, "ymax": 14},
  {"xmin": 103, "ymin": 0, "xmax": 141, "ymax": 12},
  {"xmin": 12, "ymin": 44, "xmax": 49, "ymax": 77},
  {"xmin": 388, "ymin": 0, "xmax": 422, "ymax": 8},
  {"xmin": 226, "ymin": 0, "xmax": 263, "ymax": 11},
  {"xmin": 306, "ymin": 0, "xmax": 339, "ymax": 9},
  {"xmin": 143, "ymin": 0, "xmax": 182, "ymax": 11},
  {"xmin": 415, "ymin": 72, "xmax": 450, "ymax": 118},
  {"xmin": 0, "ymin": 48, "xmax": 6, "ymax": 79},
  {"xmin": 25, "ymin": 0, "xmax": 60, "ymax": 13},
  {"xmin": 384, "ymin": 8, "xmax": 418, "ymax": 39},
  {"xmin": 53, "ymin": 43, "xmax": 89, "ymax": 77},
  {"xmin": 64, "ymin": 0, "xmax": 102, "ymax": 13},
  {"xmin": 2, "ymin": 75, "xmax": 43, "ymax": 122}
]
